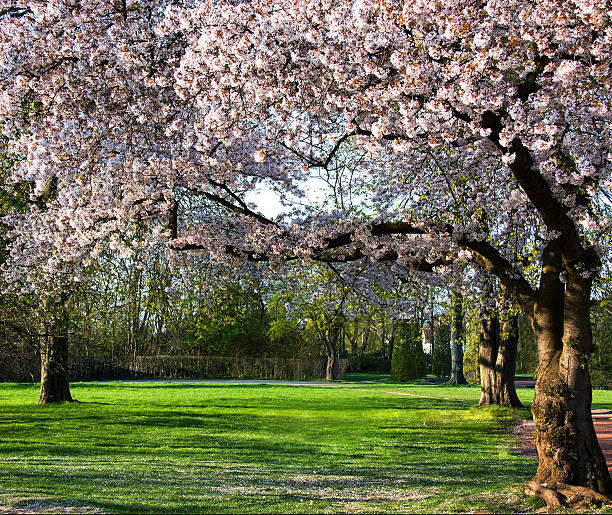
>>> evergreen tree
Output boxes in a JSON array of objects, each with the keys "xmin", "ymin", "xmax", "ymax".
[
  {"xmin": 432, "ymin": 324, "xmax": 451, "ymax": 378},
  {"xmin": 390, "ymin": 321, "xmax": 425, "ymax": 382}
]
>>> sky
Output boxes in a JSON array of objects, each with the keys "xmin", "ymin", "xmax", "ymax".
[{"xmin": 245, "ymin": 177, "xmax": 330, "ymax": 220}]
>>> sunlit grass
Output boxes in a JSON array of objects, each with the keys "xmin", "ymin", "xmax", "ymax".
[{"xmin": 0, "ymin": 379, "xmax": 607, "ymax": 513}]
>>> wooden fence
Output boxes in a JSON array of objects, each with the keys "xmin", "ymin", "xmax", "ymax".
[{"xmin": 0, "ymin": 354, "xmax": 348, "ymax": 382}]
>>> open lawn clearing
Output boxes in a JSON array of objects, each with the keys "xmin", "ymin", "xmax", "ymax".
[{"xmin": 0, "ymin": 381, "xmax": 609, "ymax": 513}]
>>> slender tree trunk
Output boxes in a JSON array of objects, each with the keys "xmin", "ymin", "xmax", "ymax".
[
  {"xmin": 325, "ymin": 321, "xmax": 341, "ymax": 380},
  {"xmin": 358, "ymin": 325, "xmax": 370, "ymax": 372},
  {"xmin": 38, "ymin": 305, "xmax": 72, "ymax": 403},
  {"xmin": 380, "ymin": 323, "xmax": 387, "ymax": 361},
  {"xmin": 428, "ymin": 291, "xmax": 435, "ymax": 369},
  {"xmin": 449, "ymin": 291, "xmax": 467, "ymax": 384},
  {"xmin": 388, "ymin": 321, "xmax": 397, "ymax": 363},
  {"xmin": 350, "ymin": 326, "xmax": 358, "ymax": 355},
  {"xmin": 530, "ymin": 241, "xmax": 612, "ymax": 493}
]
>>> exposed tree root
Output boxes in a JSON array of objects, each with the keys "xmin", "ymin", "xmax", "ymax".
[
  {"xmin": 524, "ymin": 480, "xmax": 611, "ymax": 512},
  {"xmin": 524, "ymin": 481, "xmax": 565, "ymax": 511}
]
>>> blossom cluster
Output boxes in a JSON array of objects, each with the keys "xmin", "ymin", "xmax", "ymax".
[{"xmin": 0, "ymin": 0, "xmax": 609, "ymax": 295}]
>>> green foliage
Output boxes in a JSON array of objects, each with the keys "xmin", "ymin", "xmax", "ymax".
[
  {"xmin": 462, "ymin": 309, "xmax": 481, "ymax": 384},
  {"xmin": 266, "ymin": 293, "xmax": 320, "ymax": 359},
  {"xmin": 432, "ymin": 323, "xmax": 451, "ymax": 377},
  {"xmin": 266, "ymin": 314, "xmax": 302, "ymax": 351},
  {"xmin": 0, "ymin": 134, "xmax": 39, "ymax": 344},
  {"xmin": 185, "ymin": 280, "xmax": 269, "ymax": 357},
  {"xmin": 0, "ymin": 134, "xmax": 30, "ymax": 266},
  {"xmin": 390, "ymin": 320, "xmax": 426, "ymax": 381}
]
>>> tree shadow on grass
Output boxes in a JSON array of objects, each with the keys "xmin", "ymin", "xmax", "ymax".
[
  {"xmin": 0, "ymin": 383, "xmax": 541, "ymax": 513},
  {"xmin": 0, "ymin": 453, "xmax": 538, "ymax": 514},
  {"xmin": 0, "ymin": 412, "xmax": 538, "ymax": 479},
  {"xmin": 0, "ymin": 396, "xmax": 506, "ymax": 467}
]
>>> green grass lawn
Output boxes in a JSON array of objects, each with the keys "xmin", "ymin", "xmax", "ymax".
[{"xmin": 0, "ymin": 379, "xmax": 609, "ymax": 513}]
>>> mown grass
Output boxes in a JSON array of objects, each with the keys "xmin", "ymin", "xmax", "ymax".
[{"xmin": 0, "ymin": 379, "xmax": 608, "ymax": 513}]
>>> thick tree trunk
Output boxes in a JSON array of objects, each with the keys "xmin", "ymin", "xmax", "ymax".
[
  {"xmin": 478, "ymin": 288, "xmax": 521, "ymax": 407},
  {"xmin": 449, "ymin": 292, "xmax": 467, "ymax": 385},
  {"xmin": 530, "ymin": 242, "xmax": 611, "ymax": 494},
  {"xmin": 325, "ymin": 354, "xmax": 339, "ymax": 380},
  {"xmin": 38, "ymin": 308, "xmax": 72, "ymax": 404},
  {"xmin": 478, "ymin": 297, "xmax": 499, "ymax": 406},
  {"xmin": 495, "ymin": 304, "xmax": 522, "ymax": 407}
]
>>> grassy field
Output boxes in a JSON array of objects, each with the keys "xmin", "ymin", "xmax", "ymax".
[{"xmin": 0, "ymin": 378, "xmax": 610, "ymax": 513}]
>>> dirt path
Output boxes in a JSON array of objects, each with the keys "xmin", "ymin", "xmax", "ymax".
[{"xmin": 515, "ymin": 409, "xmax": 612, "ymax": 471}]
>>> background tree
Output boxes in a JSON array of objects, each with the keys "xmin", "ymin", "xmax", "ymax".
[
  {"xmin": 390, "ymin": 320, "xmax": 426, "ymax": 382},
  {"xmin": 432, "ymin": 323, "xmax": 451, "ymax": 378},
  {"xmin": 449, "ymin": 291, "xmax": 467, "ymax": 384}
]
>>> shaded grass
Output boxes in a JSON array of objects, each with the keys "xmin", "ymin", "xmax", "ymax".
[{"xmin": 0, "ymin": 380, "xmax": 606, "ymax": 513}]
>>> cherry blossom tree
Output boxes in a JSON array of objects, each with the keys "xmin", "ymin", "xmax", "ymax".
[
  {"xmin": 160, "ymin": 0, "xmax": 612, "ymax": 500},
  {"xmin": 1, "ymin": 0, "xmax": 611, "ymax": 503},
  {"xmin": 0, "ymin": 0, "xmax": 301, "ymax": 401}
]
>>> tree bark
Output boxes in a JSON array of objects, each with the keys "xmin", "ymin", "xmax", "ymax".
[
  {"xmin": 495, "ymin": 297, "xmax": 522, "ymax": 407},
  {"xmin": 530, "ymin": 241, "xmax": 612, "ymax": 493},
  {"xmin": 324, "ymin": 320, "xmax": 342, "ymax": 380},
  {"xmin": 449, "ymin": 291, "xmax": 467, "ymax": 384},
  {"xmin": 38, "ymin": 305, "xmax": 72, "ymax": 403},
  {"xmin": 325, "ymin": 354, "xmax": 339, "ymax": 381},
  {"xmin": 357, "ymin": 324, "xmax": 370, "ymax": 372},
  {"xmin": 380, "ymin": 323, "xmax": 387, "ymax": 361},
  {"xmin": 478, "ymin": 287, "xmax": 521, "ymax": 407},
  {"xmin": 478, "ymin": 292, "xmax": 499, "ymax": 406},
  {"xmin": 349, "ymin": 323, "xmax": 358, "ymax": 355},
  {"xmin": 388, "ymin": 321, "xmax": 397, "ymax": 365}
]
